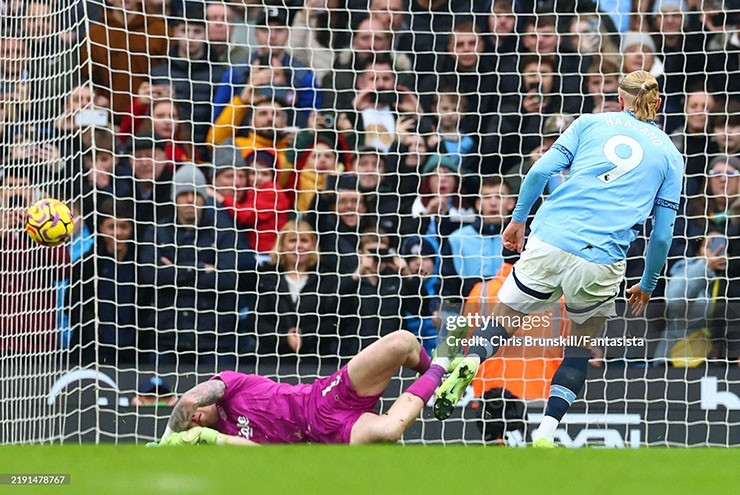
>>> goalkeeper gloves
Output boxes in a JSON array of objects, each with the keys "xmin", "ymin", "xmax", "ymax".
[{"xmin": 157, "ymin": 427, "xmax": 223, "ymax": 447}]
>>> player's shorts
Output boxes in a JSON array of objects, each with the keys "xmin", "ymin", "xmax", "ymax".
[
  {"xmin": 305, "ymin": 365, "xmax": 382, "ymax": 444},
  {"xmin": 498, "ymin": 234, "xmax": 625, "ymax": 325}
]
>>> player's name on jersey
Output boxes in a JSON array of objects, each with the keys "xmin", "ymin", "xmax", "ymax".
[{"xmin": 446, "ymin": 335, "xmax": 645, "ymax": 348}]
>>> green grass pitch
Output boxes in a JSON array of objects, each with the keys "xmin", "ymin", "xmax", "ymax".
[{"xmin": 0, "ymin": 445, "xmax": 736, "ymax": 495}]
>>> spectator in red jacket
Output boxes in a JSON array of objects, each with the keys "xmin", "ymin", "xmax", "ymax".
[{"xmin": 207, "ymin": 140, "xmax": 289, "ymax": 253}]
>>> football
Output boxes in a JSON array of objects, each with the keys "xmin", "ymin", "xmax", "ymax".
[{"xmin": 25, "ymin": 198, "xmax": 75, "ymax": 246}]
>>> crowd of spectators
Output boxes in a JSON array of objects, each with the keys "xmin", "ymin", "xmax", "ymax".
[{"xmin": 0, "ymin": 0, "xmax": 739, "ymax": 368}]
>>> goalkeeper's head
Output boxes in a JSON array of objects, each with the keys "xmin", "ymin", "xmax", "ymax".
[{"xmin": 189, "ymin": 405, "xmax": 219, "ymax": 429}]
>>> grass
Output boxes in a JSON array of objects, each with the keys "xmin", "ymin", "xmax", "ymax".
[{"xmin": 0, "ymin": 445, "xmax": 737, "ymax": 495}]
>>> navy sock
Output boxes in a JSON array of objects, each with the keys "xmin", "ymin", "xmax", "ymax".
[
  {"xmin": 544, "ymin": 347, "xmax": 590, "ymax": 421},
  {"xmin": 468, "ymin": 320, "xmax": 510, "ymax": 361}
]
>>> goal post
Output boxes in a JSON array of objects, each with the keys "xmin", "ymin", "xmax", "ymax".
[{"xmin": 0, "ymin": 0, "xmax": 739, "ymax": 446}]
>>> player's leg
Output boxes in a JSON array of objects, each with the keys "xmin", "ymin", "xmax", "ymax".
[
  {"xmin": 347, "ymin": 332, "xmax": 447, "ymax": 444},
  {"xmin": 433, "ymin": 235, "xmax": 563, "ymax": 419},
  {"xmin": 346, "ymin": 330, "xmax": 432, "ymax": 397},
  {"xmin": 534, "ymin": 257, "xmax": 623, "ymax": 446}
]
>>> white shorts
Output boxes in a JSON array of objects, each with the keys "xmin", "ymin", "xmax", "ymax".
[{"xmin": 498, "ymin": 234, "xmax": 625, "ymax": 324}]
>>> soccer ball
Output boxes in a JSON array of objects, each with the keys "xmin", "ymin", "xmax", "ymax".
[{"xmin": 25, "ymin": 198, "xmax": 75, "ymax": 246}]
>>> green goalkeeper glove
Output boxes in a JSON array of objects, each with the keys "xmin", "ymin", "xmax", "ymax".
[{"xmin": 159, "ymin": 427, "xmax": 223, "ymax": 447}]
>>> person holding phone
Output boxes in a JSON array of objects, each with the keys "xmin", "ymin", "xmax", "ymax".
[{"xmin": 212, "ymin": 5, "xmax": 321, "ymax": 128}]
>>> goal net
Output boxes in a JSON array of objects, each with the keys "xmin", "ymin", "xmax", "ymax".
[{"xmin": 1, "ymin": 0, "xmax": 739, "ymax": 446}]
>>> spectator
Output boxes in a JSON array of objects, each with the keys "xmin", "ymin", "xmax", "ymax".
[
  {"xmin": 138, "ymin": 164, "xmax": 245, "ymax": 364},
  {"xmin": 207, "ymin": 77, "xmax": 290, "ymax": 186},
  {"xmin": 121, "ymin": 131, "xmax": 175, "ymax": 236},
  {"xmin": 289, "ymin": 0, "xmax": 352, "ymax": 82},
  {"xmin": 561, "ymin": 13, "xmax": 620, "ymax": 113},
  {"xmin": 369, "ymin": 0, "xmax": 414, "ymax": 62},
  {"xmin": 426, "ymin": 88, "xmax": 477, "ymax": 174},
  {"xmin": 482, "ymin": 55, "xmax": 561, "ymax": 175},
  {"xmin": 711, "ymin": 106, "xmax": 740, "ymax": 156},
  {"xmin": 0, "ymin": 28, "xmax": 27, "ymax": 104},
  {"xmin": 337, "ymin": 233, "xmax": 403, "ymax": 357},
  {"xmin": 213, "ymin": 5, "xmax": 321, "ymax": 127},
  {"xmin": 399, "ymin": 235, "xmax": 440, "ymax": 354},
  {"xmin": 651, "ymin": 0, "xmax": 706, "ymax": 134},
  {"xmin": 442, "ymin": 176, "xmax": 516, "ymax": 297},
  {"xmin": 670, "ymin": 88, "xmax": 719, "ymax": 197},
  {"xmin": 703, "ymin": 156, "xmax": 740, "ymax": 233},
  {"xmin": 327, "ymin": 15, "xmax": 413, "ymax": 105},
  {"xmin": 584, "ymin": 58, "xmax": 622, "ymax": 114},
  {"xmin": 131, "ymin": 376, "xmax": 178, "ymax": 406},
  {"xmin": 347, "ymin": 54, "xmax": 420, "ymax": 152},
  {"xmin": 205, "ymin": 1, "xmax": 238, "ymax": 63},
  {"xmin": 293, "ymin": 134, "xmax": 344, "ymax": 212},
  {"xmin": 411, "ymin": 155, "xmax": 476, "ymax": 255},
  {"xmin": 354, "ymin": 146, "xmax": 412, "ymax": 239},
  {"xmin": 407, "ymin": 0, "xmax": 486, "ymax": 75},
  {"xmin": 82, "ymin": 0, "xmax": 168, "ymax": 123},
  {"xmin": 21, "ymin": 0, "xmax": 80, "ymax": 122},
  {"xmin": 250, "ymin": 220, "xmax": 340, "ymax": 356},
  {"xmin": 703, "ymin": 0, "xmax": 740, "ymax": 98},
  {"xmin": 150, "ymin": 4, "xmax": 227, "ymax": 148},
  {"xmin": 657, "ymin": 231, "xmax": 725, "ymax": 365},
  {"xmin": 620, "ymin": 31, "xmax": 665, "ymax": 87},
  {"xmin": 416, "ymin": 19, "xmax": 497, "ymax": 132},
  {"xmin": 317, "ymin": 174, "xmax": 368, "ymax": 275},
  {"xmin": 484, "ymin": 0, "xmax": 517, "ymax": 54},
  {"xmin": 207, "ymin": 141, "xmax": 289, "ymax": 254},
  {"xmin": 0, "ymin": 163, "xmax": 69, "ymax": 354},
  {"xmin": 79, "ymin": 130, "xmax": 132, "ymax": 231},
  {"xmin": 69, "ymin": 198, "xmax": 140, "ymax": 365}
]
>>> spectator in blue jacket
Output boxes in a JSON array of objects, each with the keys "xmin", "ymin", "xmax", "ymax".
[
  {"xmin": 442, "ymin": 176, "xmax": 515, "ymax": 297},
  {"xmin": 211, "ymin": 5, "xmax": 321, "ymax": 127}
]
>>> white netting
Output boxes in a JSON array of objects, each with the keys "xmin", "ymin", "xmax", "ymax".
[{"xmin": 1, "ymin": 0, "xmax": 739, "ymax": 446}]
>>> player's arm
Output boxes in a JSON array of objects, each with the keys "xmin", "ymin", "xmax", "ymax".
[
  {"xmin": 504, "ymin": 142, "xmax": 574, "ymax": 251},
  {"xmin": 629, "ymin": 154, "xmax": 683, "ymax": 316},
  {"xmin": 165, "ymin": 380, "xmax": 226, "ymax": 437}
]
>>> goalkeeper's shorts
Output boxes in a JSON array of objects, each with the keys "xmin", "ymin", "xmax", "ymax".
[{"xmin": 498, "ymin": 234, "xmax": 625, "ymax": 325}]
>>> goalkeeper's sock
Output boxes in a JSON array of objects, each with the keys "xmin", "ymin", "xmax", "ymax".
[
  {"xmin": 413, "ymin": 346, "xmax": 432, "ymax": 374},
  {"xmin": 538, "ymin": 347, "xmax": 590, "ymax": 442},
  {"xmin": 406, "ymin": 364, "xmax": 446, "ymax": 403},
  {"xmin": 467, "ymin": 320, "xmax": 510, "ymax": 362}
]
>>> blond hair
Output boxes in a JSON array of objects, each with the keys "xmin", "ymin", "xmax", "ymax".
[
  {"xmin": 271, "ymin": 220, "xmax": 319, "ymax": 271},
  {"xmin": 619, "ymin": 70, "xmax": 660, "ymax": 122}
]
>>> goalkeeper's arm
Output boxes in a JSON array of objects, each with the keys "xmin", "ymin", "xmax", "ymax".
[{"xmin": 162, "ymin": 381, "xmax": 226, "ymax": 441}]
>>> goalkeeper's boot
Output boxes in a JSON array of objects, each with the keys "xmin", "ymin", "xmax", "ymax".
[
  {"xmin": 433, "ymin": 356, "xmax": 479, "ymax": 420},
  {"xmin": 532, "ymin": 437, "xmax": 556, "ymax": 448}
]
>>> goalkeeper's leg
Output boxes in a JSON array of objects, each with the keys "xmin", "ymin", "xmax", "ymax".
[{"xmin": 347, "ymin": 331, "xmax": 446, "ymax": 444}]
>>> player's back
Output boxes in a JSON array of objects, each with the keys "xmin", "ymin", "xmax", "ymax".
[{"xmin": 532, "ymin": 111, "xmax": 684, "ymax": 264}]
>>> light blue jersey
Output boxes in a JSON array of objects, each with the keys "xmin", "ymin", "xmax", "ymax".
[{"xmin": 512, "ymin": 111, "xmax": 684, "ymax": 292}]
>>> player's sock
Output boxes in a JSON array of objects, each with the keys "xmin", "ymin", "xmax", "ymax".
[
  {"xmin": 537, "ymin": 346, "xmax": 590, "ymax": 442},
  {"xmin": 431, "ymin": 356, "xmax": 450, "ymax": 371},
  {"xmin": 413, "ymin": 346, "xmax": 432, "ymax": 374},
  {"xmin": 467, "ymin": 320, "xmax": 510, "ymax": 362},
  {"xmin": 406, "ymin": 364, "xmax": 446, "ymax": 403}
]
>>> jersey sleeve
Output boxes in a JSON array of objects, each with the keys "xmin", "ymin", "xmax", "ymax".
[
  {"xmin": 210, "ymin": 371, "xmax": 251, "ymax": 402},
  {"xmin": 654, "ymin": 152, "xmax": 684, "ymax": 211},
  {"xmin": 550, "ymin": 114, "xmax": 585, "ymax": 163}
]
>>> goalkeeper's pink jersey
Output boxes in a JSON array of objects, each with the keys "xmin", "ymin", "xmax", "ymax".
[{"xmin": 211, "ymin": 369, "xmax": 381, "ymax": 444}]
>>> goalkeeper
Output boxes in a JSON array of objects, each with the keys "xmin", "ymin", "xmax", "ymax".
[{"xmin": 157, "ymin": 331, "xmax": 447, "ymax": 446}]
